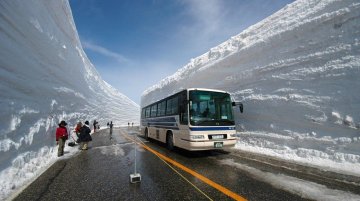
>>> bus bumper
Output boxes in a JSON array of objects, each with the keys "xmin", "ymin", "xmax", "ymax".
[{"xmin": 179, "ymin": 139, "xmax": 237, "ymax": 151}]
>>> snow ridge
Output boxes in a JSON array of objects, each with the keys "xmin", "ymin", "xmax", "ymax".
[
  {"xmin": 0, "ymin": 0, "xmax": 139, "ymax": 199},
  {"xmin": 142, "ymin": 0, "xmax": 360, "ymax": 175}
]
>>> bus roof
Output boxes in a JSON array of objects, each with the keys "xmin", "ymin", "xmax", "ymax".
[
  {"xmin": 141, "ymin": 88, "xmax": 231, "ymax": 108},
  {"xmin": 187, "ymin": 88, "xmax": 230, "ymax": 94}
]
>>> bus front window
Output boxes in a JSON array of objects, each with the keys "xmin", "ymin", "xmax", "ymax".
[{"xmin": 189, "ymin": 90, "xmax": 234, "ymax": 126}]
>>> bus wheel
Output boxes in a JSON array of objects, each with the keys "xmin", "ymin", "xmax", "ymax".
[
  {"xmin": 166, "ymin": 132, "xmax": 174, "ymax": 151},
  {"xmin": 145, "ymin": 128, "xmax": 149, "ymax": 140}
]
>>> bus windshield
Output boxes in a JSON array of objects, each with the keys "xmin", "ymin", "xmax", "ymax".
[{"xmin": 189, "ymin": 90, "xmax": 234, "ymax": 126}]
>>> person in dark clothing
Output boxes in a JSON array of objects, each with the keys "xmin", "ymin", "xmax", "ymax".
[
  {"xmin": 79, "ymin": 120, "xmax": 92, "ymax": 150},
  {"xmin": 56, "ymin": 120, "xmax": 68, "ymax": 157},
  {"xmin": 109, "ymin": 121, "xmax": 113, "ymax": 135},
  {"xmin": 93, "ymin": 120, "xmax": 97, "ymax": 133}
]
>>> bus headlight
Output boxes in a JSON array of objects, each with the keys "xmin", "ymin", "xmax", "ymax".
[
  {"xmin": 190, "ymin": 135, "xmax": 205, "ymax": 140},
  {"xmin": 230, "ymin": 134, "xmax": 237, "ymax": 138}
]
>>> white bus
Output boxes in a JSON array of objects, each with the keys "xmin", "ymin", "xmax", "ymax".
[{"xmin": 140, "ymin": 88, "xmax": 243, "ymax": 151}]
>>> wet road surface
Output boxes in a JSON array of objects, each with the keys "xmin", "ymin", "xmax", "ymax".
[{"xmin": 14, "ymin": 127, "xmax": 356, "ymax": 201}]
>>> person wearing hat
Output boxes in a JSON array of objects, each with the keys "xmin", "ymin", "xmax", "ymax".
[
  {"xmin": 56, "ymin": 120, "xmax": 68, "ymax": 157},
  {"xmin": 79, "ymin": 120, "xmax": 92, "ymax": 150}
]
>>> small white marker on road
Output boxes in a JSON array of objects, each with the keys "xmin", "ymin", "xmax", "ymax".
[{"xmin": 130, "ymin": 133, "xmax": 141, "ymax": 183}]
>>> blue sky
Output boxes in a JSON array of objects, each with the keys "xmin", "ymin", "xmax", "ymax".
[{"xmin": 69, "ymin": 0, "xmax": 294, "ymax": 104}]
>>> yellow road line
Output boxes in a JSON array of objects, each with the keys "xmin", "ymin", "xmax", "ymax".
[
  {"xmin": 152, "ymin": 149, "xmax": 214, "ymax": 201},
  {"xmin": 123, "ymin": 131, "xmax": 247, "ymax": 201}
]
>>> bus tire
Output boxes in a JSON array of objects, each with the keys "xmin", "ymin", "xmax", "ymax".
[
  {"xmin": 166, "ymin": 131, "xmax": 174, "ymax": 151},
  {"xmin": 145, "ymin": 128, "xmax": 149, "ymax": 140}
]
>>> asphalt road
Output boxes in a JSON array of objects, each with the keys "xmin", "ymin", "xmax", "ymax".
[{"xmin": 12, "ymin": 128, "xmax": 318, "ymax": 201}]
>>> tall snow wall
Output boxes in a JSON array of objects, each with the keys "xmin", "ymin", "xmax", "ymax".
[
  {"xmin": 0, "ymin": 0, "xmax": 139, "ymax": 199},
  {"xmin": 142, "ymin": 0, "xmax": 360, "ymax": 162}
]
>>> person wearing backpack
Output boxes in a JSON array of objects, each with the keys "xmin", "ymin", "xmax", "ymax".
[
  {"xmin": 56, "ymin": 120, "xmax": 68, "ymax": 157},
  {"xmin": 79, "ymin": 120, "xmax": 92, "ymax": 150}
]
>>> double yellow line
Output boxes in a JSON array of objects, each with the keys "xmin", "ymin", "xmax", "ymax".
[{"xmin": 123, "ymin": 131, "xmax": 247, "ymax": 201}]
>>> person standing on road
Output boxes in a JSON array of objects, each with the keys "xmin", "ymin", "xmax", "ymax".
[
  {"xmin": 74, "ymin": 122, "xmax": 82, "ymax": 138},
  {"xmin": 109, "ymin": 121, "xmax": 113, "ymax": 135},
  {"xmin": 74, "ymin": 121, "xmax": 82, "ymax": 144},
  {"xmin": 93, "ymin": 120, "xmax": 97, "ymax": 133},
  {"xmin": 79, "ymin": 120, "xmax": 92, "ymax": 150},
  {"xmin": 56, "ymin": 120, "xmax": 68, "ymax": 157}
]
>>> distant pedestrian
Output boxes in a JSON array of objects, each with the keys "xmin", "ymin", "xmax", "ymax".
[
  {"xmin": 131, "ymin": 122, "xmax": 134, "ymax": 127},
  {"xmin": 128, "ymin": 122, "xmax": 130, "ymax": 127},
  {"xmin": 93, "ymin": 120, "xmax": 97, "ymax": 133},
  {"xmin": 79, "ymin": 120, "xmax": 92, "ymax": 150},
  {"xmin": 109, "ymin": 121, "xmax": 113, "ymax": 135},
  {"xmin": 56, "ymin": 120, "xmax": 68, "ymax": 157}
]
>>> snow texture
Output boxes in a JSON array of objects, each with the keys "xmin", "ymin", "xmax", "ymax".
[
  {"xmin": 142, "ymin": 0, "xmax": 360, "ymax": 176},
  {"xmin": 0, "ymin": 0, "xmax": 139, "ymax": 199},
  {"xmin": 220, "ymin": 159, "xmax": 360, "ymax": 201}
]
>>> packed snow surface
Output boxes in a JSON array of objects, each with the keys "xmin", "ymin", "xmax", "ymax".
[
  {"xmin": 0, "ymin": 0, "xmax": 359, "ymax": 200},
  {"xmin": 220, "ymin": 159, "xmax": 360, "ymax": 201},
  {"xmin": 143, "ymin": 0, "xmax": 360, "ymax": 176},
  {"xmin": 0, "ymin": 0, "xmax": 139, "ymax": 199}
]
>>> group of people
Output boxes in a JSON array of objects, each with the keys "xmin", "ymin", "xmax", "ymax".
[
  {"xmin": 74, "ymin": 121, "xmax": 92, "ymax": 150},
  {"xmin": 55, "ymin": 120, "xmax": 92, "ymax": 157},
  {"xmin": 55, "ymin": 120, "xmax": 123, "ymax": 157}
]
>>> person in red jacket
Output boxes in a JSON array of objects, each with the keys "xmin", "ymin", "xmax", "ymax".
[
  {"xmin": 74, "ymin": 122, "xmax": 82, "ymax": 138},
  {"xmin": 56, "ymin": 120, "xmax": 68, "ymax": 157}
]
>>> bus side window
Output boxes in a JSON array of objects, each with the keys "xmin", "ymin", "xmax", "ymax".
[
  {"xmin": 166, "ymin": 96, "xmax": 178, "ymax": 115},
  {"xmin": 179, "ymin": 105, "xmax": 187, "ymax": 125},
  {"xmin": 145, "ymin": 107, "xmax": 151, "ymax": 118},
  {"xmin": 151, "ymin": 104, "xmax": 157, "ymax": 117},
  {"xmin": 179, "ymin": 94, "xmax": 188, "ymax": 125}
]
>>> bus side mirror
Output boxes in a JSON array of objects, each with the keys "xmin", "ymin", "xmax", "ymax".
[{"xmin": 232, "ymin": 102, "xmax": 244, "ymax": 113}]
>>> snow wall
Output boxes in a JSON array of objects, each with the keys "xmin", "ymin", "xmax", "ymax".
[
  {"xmin": 142, "ymin": 0, "xmax": 360, "ymax": 169},
  {"xmin": 0, "ymin": 0, "xmax": 139, "ymax": 199}
]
